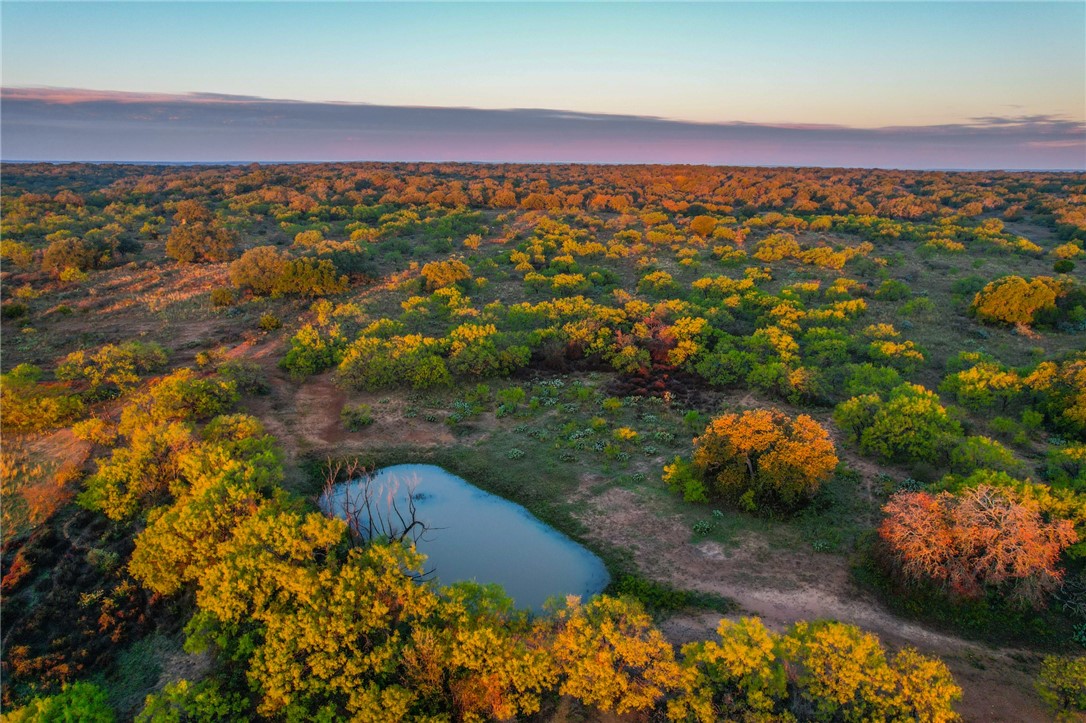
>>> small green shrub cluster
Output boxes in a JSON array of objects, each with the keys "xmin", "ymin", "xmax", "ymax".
[{"xmin": 341, "ymin": 403, "xmax": 374, "ymax": 431}]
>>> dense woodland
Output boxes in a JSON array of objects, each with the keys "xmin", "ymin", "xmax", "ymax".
[{"xmin": 1, "ymin": 162, "xmax": 1085, "ymax": 721}]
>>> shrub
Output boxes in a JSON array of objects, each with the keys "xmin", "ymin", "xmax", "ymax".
[
  {"xmin": 949, "ymin": 435, "xmax": 1021, "ymax": 475},
  {"xmin": 165, "ymin": 204, "xmax": 238, "ymax": 263},
  {"xmin": 230, "ymin": 245, "xmax": 288, "ymax": 293},
  {"xmin": 1, "ymin": 364, "xmax": 85, "ymax": 433},
  {"xmin": 845, "ymin": 363, "xmax": 902, "ymax": 396},
  {"xmin": 42, "ymin": 237, "xmax": 100, "ymax": 274},
  {"xmin": 341, "ymin": 403, "xmax": 374, "ymax": 431},
  {"xmin": 136, "ymin": 679, "xmax": 248, "ymax": 723},
  {"xmin": 210, "ymin": 288, "xmax": 236, "ymax": 307},
  {"xmin": 1054, "ymin": 259, "xmax": 1076, "ymax": 274},
  {"xmin": 420, "ymin": 258, "xmax": 472, "ymax": 290},
  {"xmin": 56, "ymin": 340, "xmax": 168, "ymax": 396},
  {"xmin": 874, "ymin": 278, "xmax": 912, "ymax": 301},
  {"xmin": 72, "ymin": 417, "xmax": 118, "ymax": 445},
  {"xmin": 231, "ymin": 246, "xmax": 348, "ymax": 297},
  {"xmin": 1035, "ymin": 655, "xmax": 1086, "ymax": 721},
  {"xmin": 2, "ymin": 302, "xmax": 28, "ymax": 320},
  {"xmin": 3, "ymin": 682, "xmax": 114, "ymax": 722},
  {"xmin": 0, "ymin": 239, "xmax": 34, "ymax": 268},
  {"xmin": 218, "ymin": 360, "xmax": 270, "ymax": 395},
  {"xmin": 496, "ymin": 386, "xmax": 526, "ymax": 409},
  {"xmin": 672, "ymin": 618, "xmax": 961, "ymax": 722},
  {"xmin": 662, "ymin": 456, "xmax": 708, "ymax": 503},
  {"xmin": 280, "ymin": 324, "xmax": 346, "ymax": 379},
  {"xmin": 1046, "ymin": 443, "xmax": 1086, "ymax": 490},
  {"xmin": 901, "ymin": 296, "xmax": 935, "ymax": 316},
  {"xmin": 277, "ymin": 257, "xmax": 349, "ymax": 297},
  {"xmin": 258, "ymin": 313, "xmax": 282, "ymax": 331}
]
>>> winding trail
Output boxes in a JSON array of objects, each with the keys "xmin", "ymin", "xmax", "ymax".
[{"xmin": 575, "ymin": 485, "xmax": 1052, "ymax": 723}]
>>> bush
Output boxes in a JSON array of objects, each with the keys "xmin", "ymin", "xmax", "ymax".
[
  {"xmin": 1054, "ymin": 259, "xmax": 1075, "ymax": 274},
  {"xmin": 280, "ymin": 324, "xmax": 345, "ymax": 379},
  {"xmin": 165, "ymin": 205, "xmax": 238, "ymax": 263},
  {"xmin": 3, "ymin": 682, "xmax": 114, "ymax": 722},
  {"xmin": 56, "ymin": 340, "xmax": 168, "ymax": 396},
  {"xmin": 341, "ymin": 403, "xmax": 374, "ymax": 431},
  {"xmin": 2, "ymin": 302, "xmax": 28, "ymax": 320},
  {"xmin": 880, "ymin": 486, "xmax": 1076, "ymax": 608},
  {"xmin": 43, "ymin": 236, "xmax": 102, "ymax": 275},
  {"xmin": 1036, "ymin": 655, "xmax": 1086, "ymax": 721},
  {"xmin": 1, "ymin": 364, "xmax": 85, "ymax": 432},
  {"xmin": 662, "ymin": 456, "xmax": 707, "ymax": 503},
  {"xmin": 1046, "ymin": 443, "xmax": 1086, "ymax": 490},
  {"xmin": 136, "ymin": 679, "xmax": 248, "ymax": 723},
  {"xmin": 258, "ymin": 313, "xmax": 282, "ymax": 331},
  {"xmin": 835, "ymin": 384, "xmax": 963, "ymax": 465},
  {"xmin": 210, "ymin": 288, "xmax": 236, "ymax": 307},
  {"xmin": 845, "ymin": 363, "xmax": 902, "ymax": 396},
  {"xmin": 218, "ymin": 360, "xmax": 270, "ymax": 395},
  {"xmin": 72, "ymin": 417, "xmax": 118, "ymax": 445},
  {"xmin": 874, "ymin": 278, "xmax": 912, "ymax": 301},
  {"xmin": 230, "ymin": 246, "xmax": 347, "ymax": 297},
  {"xmin": 0, "ymin": 239, "xmax": 34, "ymax": 268},
  {"xmin": 672, "ymin": 618, "xmax": 961, "ymax": 723},
  {"xmin": 229, "ymin": 245, "xmax": 288, "ymax": 293},
  {"xmin": 971, "ymin": 275, "xmax": 1067, "ymax": 326},
  {"xmin": 949, "ymin": 435, "xmax": 1021, "ymax": 475},
  {"xmin": 420, "ymin": 258, "xmax": 472, "ymax": 290}
]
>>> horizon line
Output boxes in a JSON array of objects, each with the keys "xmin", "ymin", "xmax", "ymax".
[{"xmin": 2, "ymin": 159, "xmax": 1083, "ymax": 174}]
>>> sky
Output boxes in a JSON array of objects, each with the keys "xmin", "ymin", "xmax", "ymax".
[{"xmin": 2, "ymin": 1, "xmax": 1084, "ymax": 169}]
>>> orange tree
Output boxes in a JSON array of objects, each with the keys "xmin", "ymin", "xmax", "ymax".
[
  {"xmin": 691, "ymin": 408, "xmax": 838, "ymax": 511},
  {"xmin": 879, "ymin": 485, "xmax": 1077, "ymax": 608}
]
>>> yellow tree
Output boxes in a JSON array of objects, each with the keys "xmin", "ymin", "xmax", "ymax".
[
  {"xmin": 549, "ymin": 595, "xmax": 683, "ymax": 714},
  {"xmin": 669, "ymin": 617, "xmax": 786, "ymax": 722},
  {"xmin": 693, "ymin": 409, "xmax": 838, "ymax": 510},
  {"xmin": 245, "ymin": 543, "xmax": 438, "ymax": 720},
  {"xmin": 401, "ymin": 583, "xmax": 557, "ymax": 721},
  {"xmin": 971, "ymin": 275, "xmax": 1066, "ymax": 326}
]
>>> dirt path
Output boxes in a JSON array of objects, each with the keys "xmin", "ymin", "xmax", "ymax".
[
  {"xmin": 233, "ymin": 339, "xmax": 455, "ymax": 483},
  {"xmin": 576, "ymin": 486, "xmax": 1052, "ymax": 723}
]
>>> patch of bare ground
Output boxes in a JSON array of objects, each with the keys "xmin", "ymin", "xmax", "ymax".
[
  {"xmin": 576, "ymin": 485, "xmax": 1051, "ymax": 723},
  {"xmin": 233, "ymin": 340, "xmax": 455, "ymax": 474},
  {"xmin": 153, "ymin": 646, "xmax": 213, "ymax": 694}
]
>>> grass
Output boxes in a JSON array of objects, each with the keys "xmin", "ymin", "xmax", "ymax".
[
  {"xmin": 90, "ymin": 633, "xmax": 172, "ymax": 716},
  {"xmin": 608, "ymin": 574, "xmax": 736, "ymax": 617},
  {"xmin": 851, "ymin": 548, "xmax": 1080, "ymax": 651}
]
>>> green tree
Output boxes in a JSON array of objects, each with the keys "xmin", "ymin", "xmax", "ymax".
[
  {"xmin": 835, "ymin": 384, "xmax": 962, "ymax": 464},
  {"xmin": 1035, "ymin": 655, "xmax": 1086, "ymax": 722},
  {"xmin": 3, "ymin": 682, "xmax": 114, "ymax": 722}
]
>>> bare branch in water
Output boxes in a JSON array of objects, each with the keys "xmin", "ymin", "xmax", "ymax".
[{"xmin": 321, "ymin": 459, "xmax": 438, "ymax": 551}]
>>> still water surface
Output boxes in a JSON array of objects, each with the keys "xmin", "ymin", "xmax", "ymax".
[{"xmin": 321, "ymin": 464, "xmax": 610, "ymax": 610}]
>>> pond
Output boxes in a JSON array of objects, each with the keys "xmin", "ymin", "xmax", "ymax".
[{"xmin": 320, "ymin": 463, "xmax": 610, "ymax": 611}]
